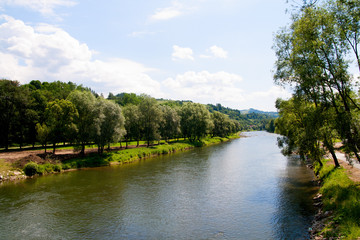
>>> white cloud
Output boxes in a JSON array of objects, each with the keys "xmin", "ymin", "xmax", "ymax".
[
  {"xmin": 209, "ymin": 45, "xmax": 228, "ymax": 58},
  {"xmin": 162, "ymin": 71, "xmax": 292, "ymax": 111},
  {"xmin": 245, "ymin": 86, "xmax": 292, "ymax": 101},
  {"xmin": 163, "ymin": 71, "xmax": 244, "ymax": 103},
  {"xmin": 172, "ymin": 45, "xmax": 194, "ymax": 61},
  {"xmin": 0, "ymin": 15, "xmax": 161, "ymax": 96},
  {"xmin": 0, "ymin": 0, "xmax": 77, "ymax": 17},
  {"xmin": 200, "ymin": 45, "xmax": 228, "ymax": 59},
  {"xmin": 241, "ymin": 86, "xmax": 292, "ymax": 111},
  {"xmin": 149, "ymin": 1, "xmax": 189, "ymax": 21}
]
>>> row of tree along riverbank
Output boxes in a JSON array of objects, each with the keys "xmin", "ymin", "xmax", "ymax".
[
  {"xmin": 5, "ymin": 135, "xmax": 239, "ymax": 181},
  {"xmin": 0, "ymin": 80, "xmax": 245, "ymax": 155}
]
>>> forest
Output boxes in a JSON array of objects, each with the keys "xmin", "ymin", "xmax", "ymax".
[{"xmin": 0, "ymin": 79, "xmax": 256, "ymax": 154}]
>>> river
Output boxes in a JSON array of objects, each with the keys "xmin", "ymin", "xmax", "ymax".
[{"xmin": 0, "ymin": 132, "xmax": 317, "ymax": 239}]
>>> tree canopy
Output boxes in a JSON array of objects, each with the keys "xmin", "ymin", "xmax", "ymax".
[
  {"xmin": 0, "ymin": 80, "xmax": 246, "ymax": 153},
  {"xmin": 273, "ymin": 0, "xmax": 360, "ymax": 166}
]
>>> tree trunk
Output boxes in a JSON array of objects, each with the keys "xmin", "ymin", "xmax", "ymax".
[
  {"xmin": 80, "ymin": 143, "xmax": 85, "ymax": 156},
  {"xmin": 324, "ymin": 136, "xmax": 340, "ymax": 168},
  {"xmin": 53, "ymin": 143, "xmax": 56, "ymax": 154},
  {"xmin": 330, "ymin": 148, "xmax": 340, "ymax": 168}
]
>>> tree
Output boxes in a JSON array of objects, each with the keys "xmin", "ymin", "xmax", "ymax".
[
  {"xmin": 159, "ymin": 105, "xmax": 181, "ymax": 142},
  {"xmin": 113, "ymin": 92, "xmax": 141, "ymax": 106},
  {"xmin": 36, "ymin": 123, "xmax": 50, "ymax": 153},
  {"xmin": 44, "ymin": 99, "xmax": 78, "ymax": 153},
  {"xmin": 180, "ymin": 102, "xmax": 213, "ymax": 141},
  {"xmin": 265, "ymin": 119, "xmax": 276, "ymax": 133},
  {"xmin": 94, "ymin": 98, "xmax": 125, "ymax": 154},
  {"xmin": 138, "ymin": 95, "xmax": 163, "ymax": 147},
  {"xmin": 67, "ymin": 90, "xmax": 97, "ymax": 155},
  {"xmin": 0, "ymin": 80, "xmax": 32, "ymax": 150},
  {"xmin": 273, "ymin": 0, "xmax": 360, "ymax": 163},
  {"xmin": 123, "ymin": 104, "xmax": 141, "ymax": 147},
  {"xmin": 211, "ymin": 111, "xmax": 233, "ymax": 137}
]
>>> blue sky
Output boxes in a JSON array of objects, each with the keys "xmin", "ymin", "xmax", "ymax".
[{"xmin": 0, "ymin": 0, "xmax": 292, "ymax": 111}]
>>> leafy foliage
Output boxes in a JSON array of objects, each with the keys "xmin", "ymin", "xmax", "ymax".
[
  {"xmin": 0, "ymin": 80, "xmax": 245, "ymax": 152},
  {"xmin": 274, "ymin": 1, "xmax": 360, "ymax": 237},
  {"xmin": 207, "ymin": 104, "xmax": 277, "ymax": 131}
]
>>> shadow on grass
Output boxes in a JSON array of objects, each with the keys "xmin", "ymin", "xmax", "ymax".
[
  {"xmin": 62, "ymin": 153, "xmax": 110, "ymax": 169},
  {"xmin": 317, "ymin": 165, "xmax": 360, "ymax": 238}
]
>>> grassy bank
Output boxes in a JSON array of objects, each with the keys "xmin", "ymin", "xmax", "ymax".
[
  {"xmin": 19, "ymin": 135, "xmax": 239, "ymax": 178},
  {"xmin": 314, "ymin": 160, "xmax": 360, "ymax": 239}
]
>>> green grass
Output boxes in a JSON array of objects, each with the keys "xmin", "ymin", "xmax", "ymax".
[
  {"xmin": 63, "ymin": 142, "xmax": 194, "ymax": 168},
  {"xmin": 16, "ymin": 134, "xmax": 240, "ymax": 178},
  {"xmin": 23, "ymin": 162, "xmax": 62, "ymax": 176},
  {"xmin": 315, "ymin": 160, "xmax": 360, "ymax": 239},
  {"xmin": 61, "ymin": 135, "xmax": 239, "ymax": 170},
  {"xmin": 0, "ymin": 159, "xmax": 13, "ymax": 175}
]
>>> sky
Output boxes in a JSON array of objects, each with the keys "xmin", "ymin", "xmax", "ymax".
[{"xmin": 0, "ymin": 0, "xmax": 293, "ymax": 111}]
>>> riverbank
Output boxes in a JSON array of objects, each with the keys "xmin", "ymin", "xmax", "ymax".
[
  {"xmin": 0, "ymin": 134, "xmax": 240, "ymax": 183},
  {"xmin": 310, "ymin": 156, "xmax": 360, "ymax": 239}
]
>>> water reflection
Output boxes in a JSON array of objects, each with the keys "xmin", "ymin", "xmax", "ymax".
[
  {"xmin": 272, "ymin": 155, "xmax": 318, "ymax": 239},
  {"xmin": 0, "ymin": 132, "xmax": 316, "ymax": 239}
]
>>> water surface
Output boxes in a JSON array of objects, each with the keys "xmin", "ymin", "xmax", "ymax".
[{"xmin": 0, "ymin": 132, "xmax": 317, "ymax": 239}]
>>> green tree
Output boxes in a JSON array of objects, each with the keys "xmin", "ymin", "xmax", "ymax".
[
  {"xmin": 138, "ymin": 95, "xmax": 163, "ymax": 147},
  {"xmin": 123, "ymin": 104, "xmax": 141, "ymax": 147},
  {"xmin": 0, "ymin": 80, "xmax": 32, "ymax": 149},
  {"xmin": 273, "ymin": 1, "xmax": 360, "ymax": 162},
  {"xmin": 160, "ymin": 105, "xmax": 181, "ymax": 142},
  {"xmin": 113, "ymin": 92, "xmax": 141, "ymax": 106},
  {"xmin": 275, "ymin": 97, "xmax": 341, "ymax": 168},
  {"xmin": 44, "ymin": 99, "xmax": 78, "ymax": 153},
  {"xmin": 67, "ymin": 90, "xmax": 97, "ymax": 155},
  {"xmin": 36, "ymin": 123, "xmax": 50, "ymax": 153},
  {"xmin": 94, "ymin": 98, "xmax": 125, "ymax": 154},
  {"xmin": 211, "ymin": 111, "xmax": 233, "ymax": 137},
  {"xmin": 180, "ymin": 102, "xmax": 213, "ymax": 141},
  {"xmin": 265, "ymin": 119, "xmax": 276, "ymax": 133}
]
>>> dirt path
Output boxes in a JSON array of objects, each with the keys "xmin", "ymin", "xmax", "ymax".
[
  {"xmin": 0, "ymin": 143, "xmax": 150, "ymax": 167},
  {"xmin": 328, "ymin": 152, "xmax": 360, "ymax": 183}
]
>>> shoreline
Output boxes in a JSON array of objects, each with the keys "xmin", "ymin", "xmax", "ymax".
[
  {"xmin": 309, "ymin": 153, "xmax": 360, "ymax": 239},
  {"xmin": 0, "ymin": 135, "xmax": 240, "ymax": 184}
]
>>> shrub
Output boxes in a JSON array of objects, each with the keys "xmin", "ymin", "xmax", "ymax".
[
  {"xmin": 43, "ymin": 163, "xmax": 54, "ymax": 173},
  {"xmin": 36, "ymin": 165, "xmax": 45, "ymax": 175},
  {"xmin": 62, "ymin": 163, "xmax": 72, "ymax": 170},
  {"xmin": 53, "ymin": 164, "xmax": 62, "ymax": 172},
  {"xmin": 23, "ymin": 162, "xmax": 39, "ymax": 176}
]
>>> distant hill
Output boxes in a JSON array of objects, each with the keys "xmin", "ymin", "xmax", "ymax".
[
  {"xmin": 112, "ymin": 95, "xmax": 277, "ymax": 131},
  {"xmin": 206, "ymin": 104, "xmax": 278, "ymax": 131},
  {"xmin": 155, "ymin": 100, "xmax": 278, "ymax": 131},
  {"xmin": 240, "ymin": 108, "xmax": 279, "ymax": 118}
]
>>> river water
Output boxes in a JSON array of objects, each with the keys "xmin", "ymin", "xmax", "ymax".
[{"xmin": 0, "ymin": 132, "xmax": 317, "ymax": 239}]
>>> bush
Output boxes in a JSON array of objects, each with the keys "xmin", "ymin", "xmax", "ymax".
[
  {"xmin": 62, "ymin": 163, "xmax": 72, "ymax": 170},
  {"xmin": 53, "ymin": 164, "xmax": 62, "ymax": 172},
  {"xmin": 23, "ymin": 162, "xmax": 39, "ymax": 176}
]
